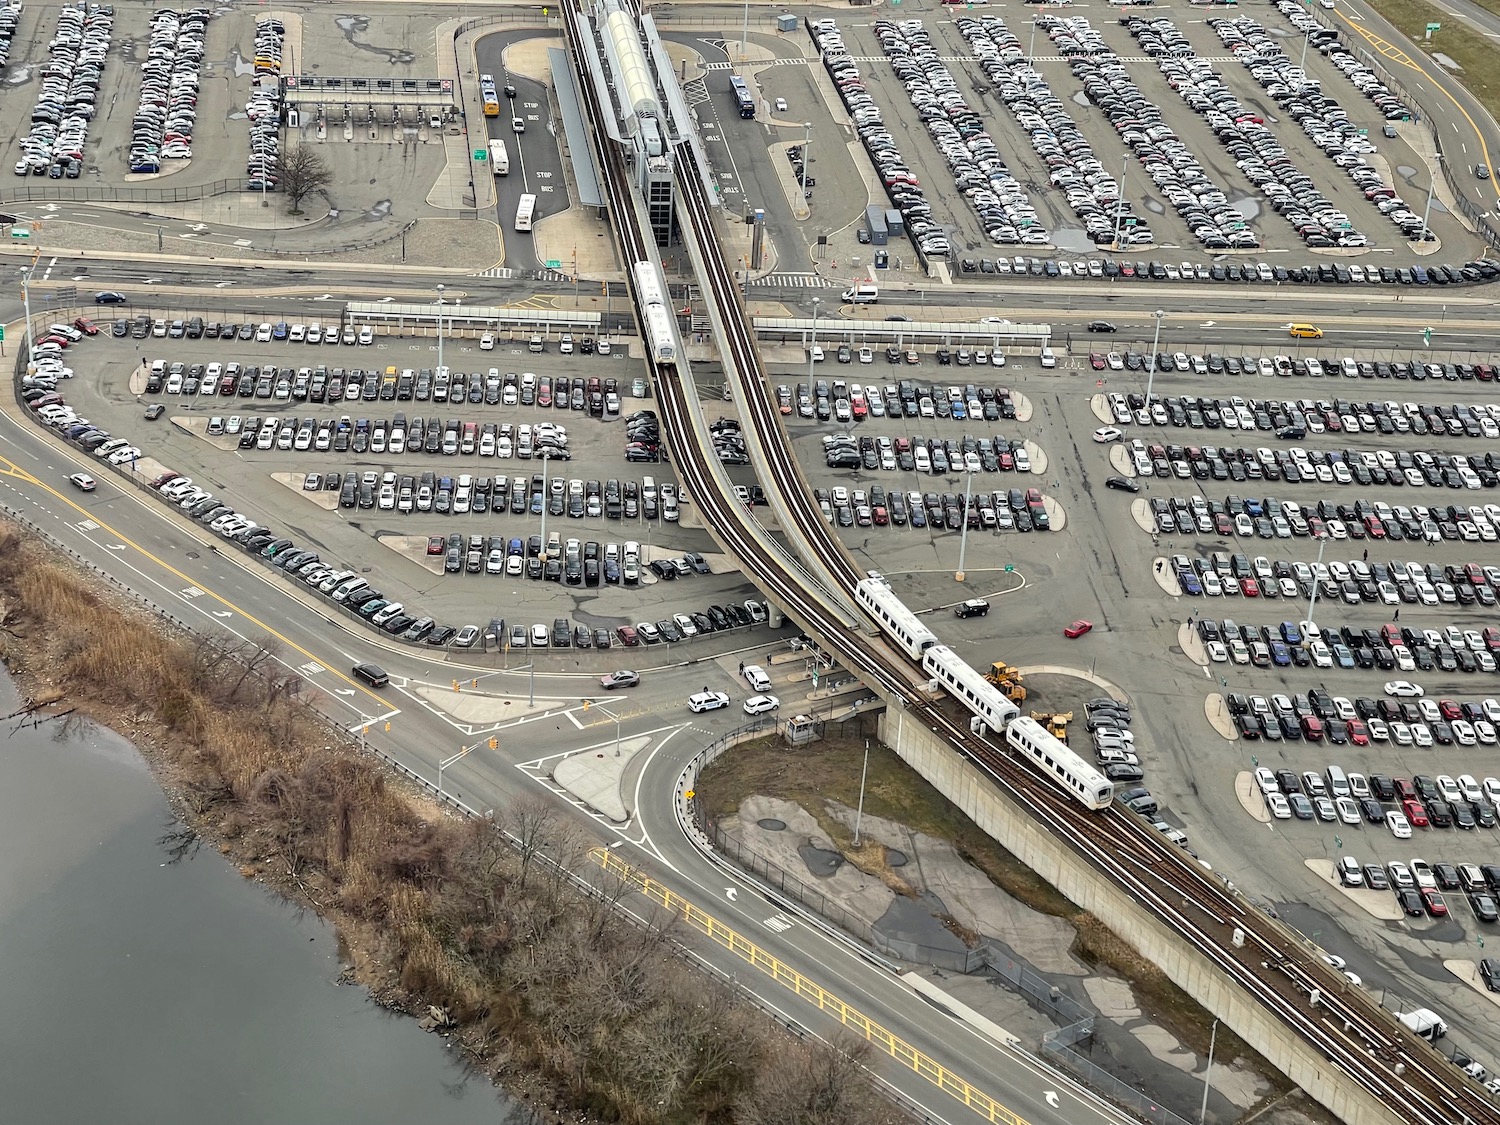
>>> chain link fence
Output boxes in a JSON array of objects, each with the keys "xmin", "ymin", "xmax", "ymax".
[{"xmin": 1, "ymin": 177, "xmax": 250, "ymax": 206}]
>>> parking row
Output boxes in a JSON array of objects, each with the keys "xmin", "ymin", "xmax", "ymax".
[
  {"xmin": 15, "ymin": 2, "xmax": 112, "ymax": 180},
  {"xmin": 1150, "ymin": 493, "xmax": 1500, "ymax": 543},
  {"xmin": 304, "ymin": 469, "xmax": 680, "ymax": 523},
  {"xmin": 1197, "ymin": 613, "xmax": 1500, "ymax": 675},
  {"xmin": 130, "ymin": 8, "xmax": 210, "ymax": 172},
  {"xmin": 229, "ymin": 414, "xmax": 594, "ymax": 460},
  {"xmin": 1175, "ymin": 550, "xmax": 1500, "ymax": 608},
  {"xmin": 792, "ymin": 378, "xmax": 1018, "ymax": 422},
  {"xmin": 1127, "ymin": 439, "xmax": 1500, "ymax": 492},
  {"xmin": 1109, "ymin": 392, "xmax": 1500, "ymax": 435},
  {"xmin": 809, "ymin": 17, "xmax": 950, "ymax": 258},
  {"xmin": 962, "ymin": 255, "xmax": 1498, "ymax": 285},
  {"xmin": 0, "ymin": 2, "xmax": 22, "ymax": 69},
  {"xmin": 878, "ymin": 17, "xmax": 1054, "ymax": 247},
  {"xmin": 815, "ymin": 484, "xmax": 1052, "ymax": 533},
  {"xmin": 245, "ymin": 18, "xmax": 284, "ymax": 191},
  {"xmin": 822, "ymin": 433, "xmax": 1032, "ymax": 474}
]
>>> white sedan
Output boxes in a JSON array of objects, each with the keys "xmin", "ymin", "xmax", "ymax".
[
  {"xmin": 1384, "ymin": 680, "xmax": 1424, "ymax": 697},
  {"xmin": 743, "ymin": 694, "xmax": 781, "ymax": 716},
  {"xmin": 1092, "ymin": 426, "xmax": 1124, "ymax": 443},
  {"xmin": 1386, "ymin": 810, "xmax": 1413, "ymax": 839},
  {"xmin": 1266, "ymin": 792, "xmax": 1291, "ymax": 819}
]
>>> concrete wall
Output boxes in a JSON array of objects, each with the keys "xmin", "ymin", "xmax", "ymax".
[{"xmin": 879, "ymin": 708, "xmax": 1408, "ymax": 1125}]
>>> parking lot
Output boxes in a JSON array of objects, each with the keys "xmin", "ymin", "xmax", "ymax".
[
  {"xmin": 801, "ymin": 5, "xmax": 1479, "ymax": 267},
  {"xmin": 24, "ymin": 311, "xmax": 795, "ymax": 663}
]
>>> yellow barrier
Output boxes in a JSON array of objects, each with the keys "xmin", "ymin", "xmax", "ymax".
[{"xmin": 590, "ymin": 848, "xmax": 1031, "ymax": 1125}]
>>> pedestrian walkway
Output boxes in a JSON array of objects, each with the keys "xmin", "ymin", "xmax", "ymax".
[
  {"xmin": 473, "ymin": 265, "xmax": 572, "ymax": 281},
  {"xmin": 753, "ymin": 271, "xmax": 836, "ymax": 288}
]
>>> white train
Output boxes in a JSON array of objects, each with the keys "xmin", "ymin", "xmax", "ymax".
[
  {"xmin": 921, "ymin": 645, "xmax": 1019, "ymax": 733},
  {"xmin": 631, "ymin": 260, "xmax": 678, "ymax": 366},
  {"xmin": 1004, "ymin": 717, "xmax": 1115, "ymax": 810},
  {"xmin": 855, "ymin": 575, "xmax": 937, "ymax": 658},
  {"xmin": 856, "ymin": 572, "xmax": 1113, "ymax": 811}
]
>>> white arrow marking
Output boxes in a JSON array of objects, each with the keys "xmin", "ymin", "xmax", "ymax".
[
  {"xmin": 211, "ymin": 610, "xmax": 233, "ymax": 618},
  {"xmin": 377, "ymin": 296, "xmax": 395, "ymax": 303},
  {"xmin": 312, "ymin": 294, "xmax": 333, "ymax": 301},
  {"xmin": 1045, "ymin": 1092, "xmax": 1060, "ymax": 1108},
  {"xmin": 334, "ymin": 688, "xmax": 356, "ymax": 697},
  {"xmin": 106, "ymin": 543, "xmax": 126, "ymax": 551},
  {"xmin": 1200, "ymin": 321, "xmax": 1216, "ymax": 328},
  {"xmin": 214, "ymin": 281, "xmax": 234, "ymax": 288},
  {"xmin": 725, "ymin": 888, "xmax": 738, "ymax": 901}
]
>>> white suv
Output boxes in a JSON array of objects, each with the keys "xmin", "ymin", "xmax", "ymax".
[{"xmin": 688, "ymin": 691, "xmax": 730, "ymax": 713}]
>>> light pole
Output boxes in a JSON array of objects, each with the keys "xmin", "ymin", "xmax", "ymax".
[
  {"xmin": 955, "ymin": 459, "xmax": 976, "ymax": 581},
  {"xmin": 853, "ymin": 738, "xmax": 871, "ymax": 846},
  {"xmin": 20, "ymin": 264, "xmax": 36, "ymax": 363},
  {"xmin": 590, "ymin": 701, "xmax": 624, "ymax": 757},
  {"xmin": 807, "ymin": 296, "xmax": 820, "ymax": 381},
  {"xmin": 438, "ymin": 741, "xmax": 479, "ymax": 799},
  {"xmin": 740, "ymin": 0, "xmax": 749, "ymax": 58},
  {"xmin": 800, "ymin": 121, "xmax": 811, "ymax": 197},
  {"xmin": 1028, "ymin": 16, "xmax": 1038, "ymax": 62},
  {"xmin": 435, "ymin": 283, "xmax": 445, "ymax": 374},
  {"xmin": 1144, "ymin": 309, "xmax": 1166, "ymax": 416},
  {"xmin": 1419, "ymin": 178, "xmax": 1436, "ymax": 242},
  {"xmin": 1112, "ymin": 153, "xmax": 1130, "ymax": 249},
  {"xmin": 538, "ymin": 449, "xmax": 551, "ymax": 550},
  {"xmin": 1198, "ymin": 1018, "xmax": 1219, "ymax": 1125},
  {"xmin": 1306, "ymin": 532, "xmax": 1329, "ymax": 631}
]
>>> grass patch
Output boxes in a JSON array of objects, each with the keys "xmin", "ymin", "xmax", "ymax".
[
  {"xmin": 697, "ymin": 734, "xmax": 1284, "ymax": 1086},
  {"xmin": 1361, "ymin": 0, "xmax": 1500, "ymax": 127}
]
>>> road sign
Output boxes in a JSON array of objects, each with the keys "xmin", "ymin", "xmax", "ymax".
[
  {"xmin": 473, "ymin": 149, "xmax": 486, "ymax": 161},
  {"xmin": 1004, "ymin": 564, "xmax": 1015, "ymax": 572},
  {"xmin": 545, "ymin": 259, "xmax": 561, "ymax": 269},
  {"xmin": 0, "ymin": 326, "xmax": 5, "ymax": 342},
  {"xmin": 1423, "ymin": 326, "xmax": 1433, "ymax": 345}
]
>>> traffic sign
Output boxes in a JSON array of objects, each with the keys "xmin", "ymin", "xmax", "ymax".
[
  {"xmin": 545, "ymin": 259, "xmax": 561, "ymax": 269},
  {"xmin": 473, "ymin": 149, "xmax": 487, "ymax": 161},
  {"xmin": 1004, "ymin": 564, "xmax": 1015, "ymax": 572},
  {"xmin": 0, "ymin": 326, "xmax": 5, "ymax": 342},
  {"xmin": 1423, "ymin": 326, "xmax": 1433, "ymax": 345}
]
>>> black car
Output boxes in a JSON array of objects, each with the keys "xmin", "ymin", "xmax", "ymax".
[
  {"xmin": 1104, "ymin": 476, "xmax": 1139, "ymax": 493},
  {"xmin": 1396, "ymin": 887, "xmax": 1425, "ymax": 917},
  {"xmin": 94, "ymin": 291, "xmax": 128, "ymax": 305},
  {"xmin": 1086, "ymin": 320, "xmax": 1118, "ymax": 333}
]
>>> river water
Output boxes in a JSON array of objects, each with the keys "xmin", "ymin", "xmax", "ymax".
[{"xmin": 0, "ymin": 671, "xmax": 510, "ymax": 1125}]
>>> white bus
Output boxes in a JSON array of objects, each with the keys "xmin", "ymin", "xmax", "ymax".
[
  {"xmin": 488, "ymin": 139, "xmax": 509, "ymax": 176},
  {"xmin": 514, "ymin": 193, "xmax": 536, "ymax": 232}
]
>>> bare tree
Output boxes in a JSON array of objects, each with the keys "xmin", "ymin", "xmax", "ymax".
[
  {"xmin": 278, "ymin": 144, "xmax": 333, "ymax": 214},
  {"xmin": 498, "ymin": 795, "xmax": 560, "ymax": 891},
  {"xmin": 736, "ymin": 1035, "xmax": 882, "ymax": 1125}
]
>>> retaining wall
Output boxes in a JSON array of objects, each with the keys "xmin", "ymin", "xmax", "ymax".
[{"xmin": 878, "ymin": 707, "xmax": 1407, "ymax": 1125}]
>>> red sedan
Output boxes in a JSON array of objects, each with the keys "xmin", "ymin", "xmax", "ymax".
[
  {"xmin": 1421, "ymin": 888, "xmax": 1448, "ymax": 917},
  {"xmin": 1064, "ymin": 620, "xmax": 1094, "ymax": 639}
]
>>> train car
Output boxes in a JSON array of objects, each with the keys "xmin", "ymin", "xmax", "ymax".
[
  {"xmin": 1004, "ymin": 716, "xmax": 1114, "ymax": 810},
  {"xmin": 921, "ymin": 645, "xmax": 1019, "ymax": 734},
  {"xmin": 630, "ymin": 261, "xmax": 678, "ymax": 366},
  {"xmin": 855, "ymin": 574, "xmax": 937, "ymax": 658}
]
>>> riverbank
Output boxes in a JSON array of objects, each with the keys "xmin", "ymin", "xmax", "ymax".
[{"xmin": 0, "ymin": 519, "xmax": 899, "ymax": 1125}]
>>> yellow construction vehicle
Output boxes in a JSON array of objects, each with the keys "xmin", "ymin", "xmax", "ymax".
[
  {"xmin": 1031, "ymin": 710, "xmax": 1073, "ymax": 743},
  {"xmin": 985, "ymin": 661, "xmax": 1027, "ymax": 705}
]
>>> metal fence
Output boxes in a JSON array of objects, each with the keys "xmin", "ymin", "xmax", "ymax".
[{"xmin": 1, "ymin": 177, "xmax": 251, "ymax": 206}]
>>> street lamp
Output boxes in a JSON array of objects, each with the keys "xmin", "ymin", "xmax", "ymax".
[
  {"xmin": 590, "ymin": 701, "xmax": 624, "ymax": 757},
  {"xmin": 1144, "ymin": 310, "xmax": 1166, "ymax": 416},
  {"xmin": 1112, "ymin": 153, "xmax": 1130, "ymax": 250},
  {"xmin": 1198, "ymin": 1019, "xmax": 1219, "ymax": 1125},
  {"xmin": 807, "ymin": 296, "xmax": 821, "ymax": 381},
  {"xmin": 435, "ymin": 283, "xmax": 446, "ymax": 375},
  {"xmin": 853, "ymin": 738, "xmax": 871, "ymax": 846},
  {"xmin": 20, "ymin": 264, "xmax": 36, "ymax": 363},
  {"xmin": 800, "ymin": 121, "xmax": 811, "ymax": 197},
  {"xmin": 1305, "ymin": 532, "xmax": 1329, "ymax": 631},
  {"xmin": 955, "ymin": 458, "xmax": 976, "ymax": 582}
]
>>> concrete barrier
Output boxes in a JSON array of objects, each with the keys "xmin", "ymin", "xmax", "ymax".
[{"xmin": 877, "ymin": 707, "xmax": 1408, "ymax": 1125}]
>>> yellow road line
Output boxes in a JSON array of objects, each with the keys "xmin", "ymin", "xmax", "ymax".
[
  {"xmin": 591, "ymin": 847, "xmax": 1032, "ymax": 1125},
  {"xmin": 1338, "ymin": 11, "xmax": 1500, "ymax": 204},
  {"xmin": 0, "ymin": 456, "xmax": 389, "ymax": 710}
]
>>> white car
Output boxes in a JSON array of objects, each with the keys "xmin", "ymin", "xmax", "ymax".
[
  {"xmin": 743, "ymin": 694, "xmax": 780, "ymax": 716},
  {"xmin": 1204, "ymin": 640, "xmax": 1228, "ymax": 662},
  {"xmin": 1384, "ymin": 680, "xmax": 1424, "ymax": 697},
  {"xmin": 1092, "ymin": 426, "xmax": 1123, "ymax": 443},
  {"xmin": 1254, "ymin": 766, "xmax": 1278, "ymax": 796},
  {"xmin": 358, "ymin": 326, "xmax": 374, "ymax": 345},
  {"xmin": 1266, "ymin": 792, "xmax": 1291, "ymax": 819},
  {"xmin": 687, "ymin": 691, "xmax": 730, "ymax": 713},
  {"xmin": 1386, "ymin": 810, "xmax": 1412, "ymax": 839},
  {"xmin": 479, "ymin": 333, "xmax": 495, "ymax": 350}
]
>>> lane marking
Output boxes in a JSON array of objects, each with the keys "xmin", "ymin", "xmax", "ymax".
[{"xmin": 592, "ymin": 847, "xmax": 1035, "ymax": 1125}]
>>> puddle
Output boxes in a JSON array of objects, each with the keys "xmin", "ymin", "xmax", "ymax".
[
  {"xmin": 228, "ymin": 48, "xmax": 254, "ymax": 78},
  {"xmin": 335, "ymin": 15, "xmax": 417, "ymax": 66},
  {"xmin": 874, "ymin": 891, "xmax": 968, "ymax": 953},
  {"xmin": 365, "ymin": 199, "xmax": 392, "ymax": 221},
  {"xmin": 1144, "ymin": 198, "xmax": 1166, "ymax": 215},
  {"xmin": 885, "ymin": 848, "xmax": 908, "ymax": 867},
  {"xmin": 1050, "ymin": 227, "xmax": 1097, "ymax": 254},
  {"xmin": 4, "ymin": 66, "xmax": 30, "ymax": 86},
  {"xmin": 1230, "ymin": 196, "xmax": 1261, "ymax": 221},
  {"xmin": 756, "ymin": 818, "xmax": 787, "ymax": 831},
  {"xmin": 1071, "ymin": 90, "xmax": 1088, "ymax": 108},
  {"xmin": 798, "ymin": 844, "xmax": 844, "ymax": 878}
]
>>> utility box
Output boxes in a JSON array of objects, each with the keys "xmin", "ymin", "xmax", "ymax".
[
  {"xmin": 777, "ymin": 13, "xmax": 798, "ymax": 31},
  {"xmin": 865, "ymin": 205, "xmax": 888, "ymax": 246},
  {"xmin": 885, "ymin": 209, "xmax": 904, "ymax": 234}
]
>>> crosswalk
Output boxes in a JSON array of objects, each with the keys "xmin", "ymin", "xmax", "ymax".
[
  {"xmin": 753, "ymin": 272, "xmax": 836, "ymax": 288},
  {"xmin": 472, "ymin": 266, "xmax": 571, "ymax": 282},
  {"xmin": 702, "ymin": 57, "xmax": 808, "ymax": 71}
]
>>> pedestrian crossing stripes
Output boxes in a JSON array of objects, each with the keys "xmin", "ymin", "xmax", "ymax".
[
  {"xmin": 753, "ymin": 272, "xmax": 836, "ymax": 288},
  {"xmin": 702, "ymin": 57, "xmax": 808, "ymax": 71},
  {"xmin": 473, "ymin": 266, "xmax": 571, "ymax": 282}
]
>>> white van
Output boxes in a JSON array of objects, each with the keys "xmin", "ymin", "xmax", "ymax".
[
  {"xmin": 1039, "ymin": 347, "xmax": 1057, "ymax": 368},
  {"xmin": 842, "ymin": 281, "xmax": 879, "ymax": 303}
]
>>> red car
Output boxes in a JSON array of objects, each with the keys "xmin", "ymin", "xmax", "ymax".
[
  {"xmin": 1402, "ymin": 798, "xmax": 1429, "ymax": 827},
  {"xmin": 1438, "ymin": 698, "xmax": 1462, "ymax": 720},
  {"xmin": 1089, "ymin": 352, "xmax": 1105, "ymax": 370},
  {"xmin": 1348, "ymin": 719, "xmax": 1369, "ymax": 746},
  {"xmin": 1421, "ymin": 888, "xmax": 1448, "ymax": 917},
  {"xmin": 1064, "ymin": 620, "xmax": 1093, "ymax": 639},
  {"xmin": 1242, "ymin": 578, "xmax": 1260, "ymax": 597},
  {"xmin": 73, "ymin": 316, "xmax": 99, "ymax": 336},
  {"xmin": 426, "ymin": 535, "xmax": 445, "ymax": 555},
  {"xmin": 616, "ymin": 624, "xmax": 639, "ymax": 647}
]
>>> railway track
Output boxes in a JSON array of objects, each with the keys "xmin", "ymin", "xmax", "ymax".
[{"xmin": 558, "ymin": 4, "xmax": 1498, "ymax": 1121}]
